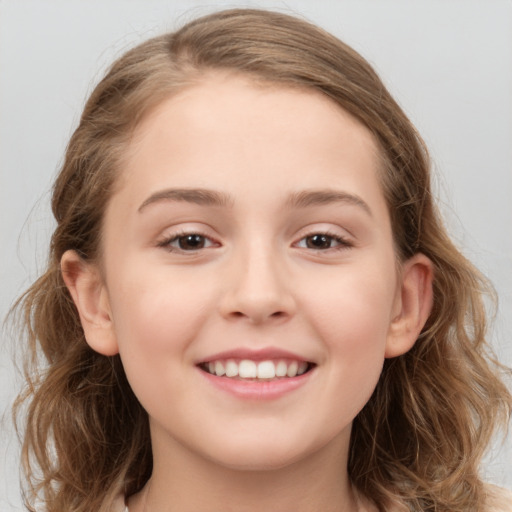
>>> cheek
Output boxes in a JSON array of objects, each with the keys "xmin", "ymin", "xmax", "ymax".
[
  {"xmin": 303, "ymin": 258, "xmax": 396, "ymax": 340},
  {"xmin": 107, "ymin": 281, "xmax": 213, "ymax": 426},
  {"xmin": 108, "ymin": 262, "xmax": 212, "ymax": 345},
  {"xmin": 299, "ymin": 259, "xmax": 397, "ymax": 397},
  {"xmin": 106, "ymin": 268, "xmax": 213, "ymax": 392}
]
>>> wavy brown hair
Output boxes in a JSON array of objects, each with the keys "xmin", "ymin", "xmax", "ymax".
[{"xmin": 12, "ymin": 8, "xmax": 511, "ymax": 512}]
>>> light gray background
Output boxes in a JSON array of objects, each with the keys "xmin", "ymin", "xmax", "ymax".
[{"xmin": 1, "ymin": 0, "xmax": 511, "ymax": 509}]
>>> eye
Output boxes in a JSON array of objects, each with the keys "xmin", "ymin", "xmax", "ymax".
[
  {"xmin": 295, "ymin": 232, "xmax": 352, "ymax": 251},
  {"xmin": 158, "ymin": 232, "xmax": 218, "ymax": 252}
]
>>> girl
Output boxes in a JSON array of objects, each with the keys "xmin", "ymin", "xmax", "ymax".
[{"xmin": 12, "ymin": 8, "xmax": 512, "ymax": 512}]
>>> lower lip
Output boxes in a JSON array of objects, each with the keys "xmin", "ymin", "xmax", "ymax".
[{"xmin": 198, "ymin": 367, "xmax": 313, "ymax": 400}]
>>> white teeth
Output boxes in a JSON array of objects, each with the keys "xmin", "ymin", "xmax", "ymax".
[
  {"xmin": 205, "ymin": 359, "xmax": 310, "ymax": 380},
  {"xmin": 275, "ymin": 361, "xmax": 288, "ymax": 377},
  {"xmin": 238, "ymin": 360, "xmax": 257, "ymax": 378},
  {"xmin": 257, "ymin": 361, "xmax": 276, "ymax": 379},
  {"xmin": 225, "ymin": 360, "xmax": 239, "ymax": 377},
  {"xmin": 297, "ymin": 361, "xmax": 308, "ymax": 375},
  {"xmin": 214, "ymin": 361, "xmax": 226, "ymax": 377},
  {"xmin": 287, "ymin": 361, "xmax": 299, "ymax": 377}
]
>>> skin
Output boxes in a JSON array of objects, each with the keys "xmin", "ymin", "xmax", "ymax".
[{"xmin": 62, "ymin": 73, "xmax": 433, "ymax": 512}]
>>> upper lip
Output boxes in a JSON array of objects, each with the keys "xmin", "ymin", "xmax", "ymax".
[{"xmin": 196, "ymin": 347, "xmax": 313, "ymax": 364}]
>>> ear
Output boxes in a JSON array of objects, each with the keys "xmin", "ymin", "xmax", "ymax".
[
  {"xmin": 60, "ymin": 250, "xmax": 119, "ymax": 356},
  {"xmin": 385, "ymin": 253, "xmax": 434, "ymax": 358}
]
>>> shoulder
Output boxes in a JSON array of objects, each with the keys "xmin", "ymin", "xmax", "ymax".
[{"xmin": 484, "ymin": 484, "xmax": 512, "ymax": 512}]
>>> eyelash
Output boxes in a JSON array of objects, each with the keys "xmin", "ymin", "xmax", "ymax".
[
  {"xmin": 157, "ymin": 230, "xmax": 353, "ymax": 254},
  {"xmin": 157, "ymin": 230, "xmax": 219, "ymax": 253},
  {"xmin": 294, "ymin": 231, "xmax": 353, "ymax": 252}
]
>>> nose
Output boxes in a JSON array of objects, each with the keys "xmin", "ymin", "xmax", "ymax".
[{"xmin": 219, "ymin": 246, "xmax": 296, "ymax": 324}]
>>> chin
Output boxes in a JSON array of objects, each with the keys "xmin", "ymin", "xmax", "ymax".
[
  {"xmin": 211, "ymin": 452, "xmax": 302, "ymax": 472},
  {"xmin": 200, "ymin": 434, "xmax": 319, "ymax": 473}
]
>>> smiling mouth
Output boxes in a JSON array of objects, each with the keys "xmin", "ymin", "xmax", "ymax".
[{"xmin": 198, "ymin": 359, "xmax": 315, "ymax": 380}]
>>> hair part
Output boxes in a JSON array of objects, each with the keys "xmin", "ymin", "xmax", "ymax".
[{"xmin": 12, "ymin": 8, "xmax": 511, "ymax": 512}]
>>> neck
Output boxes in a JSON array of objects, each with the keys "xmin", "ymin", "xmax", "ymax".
[{"xmin": 129, "ymin": 427, "xmax": 363, "ymax": 512}]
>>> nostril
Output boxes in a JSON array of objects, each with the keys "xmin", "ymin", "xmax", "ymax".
[
  {"xmin": 228, "ymin": 310, "xmax": 288, "ymax": 321},
  {"xmin": 220, "ymin": 288, "xmax": 296, "ymax": 323}
]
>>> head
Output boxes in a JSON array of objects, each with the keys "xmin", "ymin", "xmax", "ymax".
[{"xmin": 17, "ymin": 8, "xmax": 510, "ymax": 512}]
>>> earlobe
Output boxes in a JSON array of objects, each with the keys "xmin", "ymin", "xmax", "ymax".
[
  {"xmin": 385, "ymin": 253, "xmax": 434, "ymax": 358},
  {"xmin": 60, "ymin": 250, "xmax": 119, "ymax": 356}
]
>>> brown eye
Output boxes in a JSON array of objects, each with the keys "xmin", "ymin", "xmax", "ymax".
[
  {"xmin": 159, "ymin": 232, "xmax": 217, "ymax": 252},
  {"xmin": 305, "ymin": 234, "xmax": 334, "ymax": 249},
  {"xmin": 295, "ymin": 232, "xmax": 352, "ymax": 251},
  {"xmin": 177, "ymin": 234, "xmax": 206, "ymax": 250}
]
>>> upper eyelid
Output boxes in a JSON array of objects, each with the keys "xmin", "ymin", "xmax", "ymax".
[
  {"xmin": 293, "ymin": 232, "xmax": 353, "ymax": 249},
  {"xmin": 156, "ymin": 228, "xmax": 220, "ymax": 249},
  {"xmin": 292, "ymin": 223, "xmax": 354, "ymax": 241},
  {"xmin": 156, "ymin": 224, "xmax": 354, "ymax": 247},
  {"xmin": 158, "ymin": 224, "xmax": 217, "ymax": 239}
]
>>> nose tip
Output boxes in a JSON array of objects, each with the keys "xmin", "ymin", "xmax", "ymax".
[
  {"xmin": 219, "ymin": 254, "xmax": 295, "ymax": 324},
  {"xmin": 227, "ymin": 301, "xmax": 292, "ymax": 324}
]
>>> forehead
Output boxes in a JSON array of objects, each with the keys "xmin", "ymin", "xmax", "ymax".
[
  {"xmin": 133, "ymin": 73, "xmax": 377, "ymax": 160},
  {"xmin": 113, "ymin": 73, "xmax": 386, "ymax": 215}
]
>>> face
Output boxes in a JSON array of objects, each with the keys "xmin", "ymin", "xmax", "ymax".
[{"xmin": 75, "ymin": 74, "xmax": 426, "ymax": 473}]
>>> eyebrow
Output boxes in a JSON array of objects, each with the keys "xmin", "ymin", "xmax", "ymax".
[
  {"xmin": 138, "ymin": 187, "xmax": 372, "ymax": 216},
  {"xmin": 138, "ymin": 188, "xmax": 234, "ymax": 212},
  {"xmin": 286, "ymin": 189, "xmax": 372, "ymax": 216}
]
